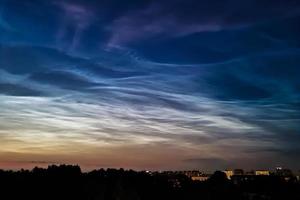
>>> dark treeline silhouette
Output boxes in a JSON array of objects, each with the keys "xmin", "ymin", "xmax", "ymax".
[{"xmin": 0, "ymin": 165, "xmax": 299, "ymax": 200}]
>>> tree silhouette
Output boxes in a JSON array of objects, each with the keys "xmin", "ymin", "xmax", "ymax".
[{"xmin": 0, "ymin": 165, "xmax": 299, "ymax": 200}]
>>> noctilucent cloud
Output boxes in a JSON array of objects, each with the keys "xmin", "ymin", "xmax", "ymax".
[{"xmin": 0, "ymin": 0, "xmax": 299, "ymax": 171}]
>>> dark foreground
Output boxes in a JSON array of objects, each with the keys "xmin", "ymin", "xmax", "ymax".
[{"xmin": 0, "ymin": 165, "xmax": 299, "ymax": 200}]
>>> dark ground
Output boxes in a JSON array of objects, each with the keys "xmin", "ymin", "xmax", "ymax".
[{"xmin": 0, "ymin": 165, "xmax": 299, "ymax": 200}]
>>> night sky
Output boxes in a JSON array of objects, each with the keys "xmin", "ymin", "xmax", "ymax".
[{"xmin": 0, "ymin": 0, "xmax": 300, "ymax": 171}]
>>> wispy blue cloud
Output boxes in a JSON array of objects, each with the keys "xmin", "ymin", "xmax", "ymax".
[
  {"xmin": 0, "ymin": 43, "xmax": 299, "ymax": 169},
  {"xmin": 0, "ymin": 0, "xmax": 299, "ymax": 170}
]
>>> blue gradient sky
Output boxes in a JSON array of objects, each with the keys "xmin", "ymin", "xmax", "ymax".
[{"xmin": 0, "ymin": 0, "xmax": 299, "ymax": 171}]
